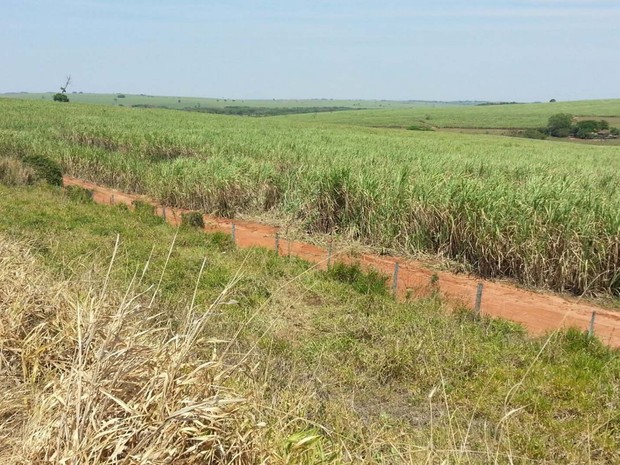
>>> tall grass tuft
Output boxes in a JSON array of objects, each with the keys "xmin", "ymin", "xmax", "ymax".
[
  {"xmin": 0, "ymin": 157, "xmax": 36, "ymax": 186},
  {"xmin": 0, "ymin": 235, "xmax": 263, "ymax": 464}
]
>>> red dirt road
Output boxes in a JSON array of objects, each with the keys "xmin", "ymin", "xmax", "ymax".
[{"xmin": 64, "ymin": 176, "xmax": 620, "ymax": 348}]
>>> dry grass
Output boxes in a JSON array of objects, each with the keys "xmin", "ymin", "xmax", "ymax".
[
  {"xmin": 0, "ymin": 233, "xmax": 518, "ymax": 464},
  {"xmin": 0, "ymin": 235, "xmax": 265, "ymax": 464},
  {"xmin": 0, "ymin": 157, "xmax": 36, "ymax": 186}
]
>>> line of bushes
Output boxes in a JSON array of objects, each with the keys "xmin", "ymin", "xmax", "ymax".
[{"xmin": 546, "ymin": 113, "xmax": 619, "ymax": 139}]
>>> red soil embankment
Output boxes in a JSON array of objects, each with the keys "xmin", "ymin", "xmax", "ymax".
[{"xmin": 64, "ymin": 176, "xmax": 620, "ymax": 348}]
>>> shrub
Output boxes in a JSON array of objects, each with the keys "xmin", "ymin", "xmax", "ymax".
[
  {"xmin": 64, "ymin": 185, "xmax": 93, "ymax": 203},
  {"xmin": 547, "ymin": 113, "xmax": 573, "ymax": 137},
  {"xmin": 553, "ymin": 127, "xmax": 571, "ymax": 137},
  {"xmin": 181, "ymin": 211, "xmax": 205, "ymax": 228},
  {"xmin": 21, "ymin": 155, "xmax": 63, "ymax": 186},
  {"xmin": 573, "ymin": 120, "xmax": 601, "ymax": 139},
  {"xmin": 132, "ymin": 200, "xmax": 155, "ymax": 216},
  {"xmin": 131, "ymin": 200, "xmax": 163, "ymax": 225},
  {"xmin": 406, "ymin": 124, "xmax": 433, "ymax": 131},
  {"xmin": 570, "ymin": 120, "xmax": 617, "ymax": 139},
  {"xmin": 53, "ymin": 93, "xmax": 69, "ymax": 103},
  {"xmin": 521, "ymin": 129, "xmax": 547, "ymax": 140}
]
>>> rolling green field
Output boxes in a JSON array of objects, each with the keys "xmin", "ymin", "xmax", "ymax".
[
  {"xmin": 1, "ymin": 182, "xmax": 619, "ymax": 463},
  {"xmin": 285, "ymin": 99, "xmax": 620, "ymax": 129},
  {"xmin": 2, "ymin": 98, "xmax": 620, "ymax": 297},
  {"xmin": 1, "ymin": 92, "xmax": 464, "ymax": 111}
]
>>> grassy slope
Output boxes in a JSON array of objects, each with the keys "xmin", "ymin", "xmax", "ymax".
[
  {"xmin": 2, "ymin": 98, "xmax": 620, "ymax": 296},
  {"xmin": 284, "ymin": 99, "xmax": 620, "ymax": 129},
  {"xmin": 1, "ymin": 182, "xmax": 619, "ymax": 463}
]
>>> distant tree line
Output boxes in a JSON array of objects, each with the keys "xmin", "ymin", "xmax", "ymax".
[
  {"xmin": 477, "ymin": 101, "xmax": 521, "ymax": 106},
  {"xmin": 130, "ymin": 104, "xmax": 360, "ymax": 117},
  {"xmin": 185, "ymin": 106, "xmax": 360, "ymax": 117},
  {"xmin": 520, "ymin": 114, "xmax": 619, "ymax": 140}
]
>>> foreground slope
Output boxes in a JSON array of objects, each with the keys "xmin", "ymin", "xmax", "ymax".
[{"xmin": 0, "ymin": 182, "xmax": 619, "ymax": 463}]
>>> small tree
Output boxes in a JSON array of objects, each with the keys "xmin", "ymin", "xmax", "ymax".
[
  {"xmin": 547, "ymin": 113, "xmax": 573, "ymax": 137},
  {"xmin": 53, "ymin": 75, "xmax": 71, "ymax": 103}
]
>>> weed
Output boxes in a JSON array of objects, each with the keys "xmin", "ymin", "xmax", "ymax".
[
  {"xmin": 182, "ymin": 211, "xmax": 205, "ymax": 228},
  {"xmin": 560, "ymin": 327, "xmax": 611, "ymax": 359},
  {"xmin": 206, "ymin": 231, "xmax": 235, "ymax": 251},
  {"xmin": 64, "ymin": 184, "xmax": 93, "ymax": 203},
  {"xmin": 430, "ymin": 272, "xmax": 440, "ymax": 296},
  {"xmin": 327, "ymin": 262, "xmax": 388, "ymax": 295},
  {"xmin": 132, "ymin": 199, "xmax": 155, "ymax": 215},
  {"xmin": 131, "ymin": 200, "xmax": 163, "ymax": 225}
]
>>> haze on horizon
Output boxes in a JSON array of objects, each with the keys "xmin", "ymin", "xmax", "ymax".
[{"xmin": 2, "ymin": 0, "xmax": 619, "ymax": 102}]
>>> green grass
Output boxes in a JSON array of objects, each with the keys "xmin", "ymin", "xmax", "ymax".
[
  {"xmin": 327, "ymin": 262, "xmax": 388, "ymax": 295},
  {"xmin": 284, "ymin": 98, "xmax": 620, "ymax": 129},
  {"xmin": 5, "ymin": 92, "xmax": 618, "ymax": 127},
  {"xmin": 1, "ymin": 91, "xmax": 463, "ymax": 111},
  {"xmin": 1, "ymin": 97, "xmax": 620, "ymax": 297},
  {"xmin": 1, "ymin": 183, "xmax": 620, "ymax": 463}
]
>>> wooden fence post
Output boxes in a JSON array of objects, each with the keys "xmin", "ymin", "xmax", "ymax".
[
  {"xmin": 327, "ymin": 241, "xmax": 333, "ymax": 270},
  {"xmin": 588, "ymin": 311, "xmax": 596, "ymax": 337},
  {"xmin": 392, "ymin": 262, "xmax": 399, "ymax": 297},
  {"xmin": 474, "ymin": 283, "xmax": 484, "ymax": 315}
]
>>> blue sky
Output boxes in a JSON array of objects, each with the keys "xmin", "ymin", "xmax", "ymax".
[{"xmin": 2, "ymin": 0, "xmax": 618, "ymax": 101}]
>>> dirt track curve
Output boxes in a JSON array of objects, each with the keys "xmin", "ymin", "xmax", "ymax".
[{"xmin": 64, "ymin": 176, "xmax": 620, "ymax": 348}]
